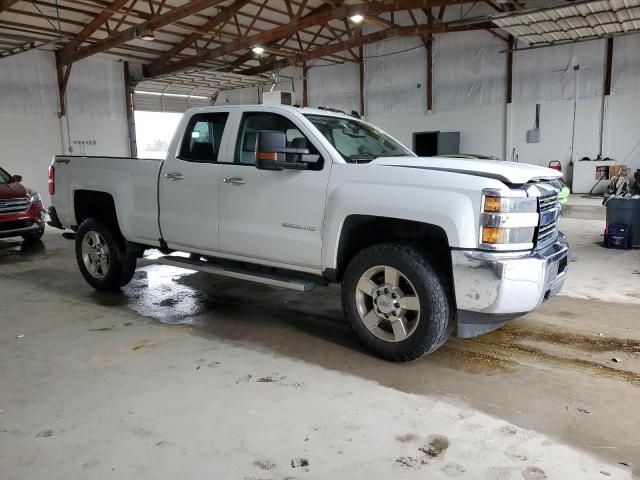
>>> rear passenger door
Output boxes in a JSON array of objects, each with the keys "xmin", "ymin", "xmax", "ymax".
[{"xmin": 159, "ymin": 111, "xmax": 231, "ymax": 253}]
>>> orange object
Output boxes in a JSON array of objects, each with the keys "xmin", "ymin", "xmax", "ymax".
[
  {"xmin": 482, "ymin": 227, "xmax": 504, "ymax": 244},
  {"xmin": 483, "ymin": 196, "xmax": 502, "ymax": 213},
  {"xmin": 256, "ymin": 151, "xmax": 278, "ymax": 161}
]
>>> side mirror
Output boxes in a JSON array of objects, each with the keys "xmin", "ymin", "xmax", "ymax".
[
  {"xmin": 11, "ymin": 175, "xmax": 22, "ymax": 183},
  {"xmin": 255, "ymin": 130, "xmax": 320, "ymax": 171}
]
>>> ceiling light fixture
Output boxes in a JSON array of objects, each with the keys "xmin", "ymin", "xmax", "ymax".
[
  {"xmin": 350, "ymin": 14, "xmax": 364, "ymax": 24},
  {"xmin": 138, "ymin": 29, "xmax": 155, "ymax": 41},
  {"xmin": 252, "ymin": 45, "xmax": 265, "ymax": 54}
]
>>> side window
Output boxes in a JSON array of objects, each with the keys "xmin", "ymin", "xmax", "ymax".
[
  {"xmin": 179, "ymin": 112, "xmax": 229, "ymax": 162},
  {"xmin": 235, "ymin": 112, "xmax": 322, "ymax": 170}
]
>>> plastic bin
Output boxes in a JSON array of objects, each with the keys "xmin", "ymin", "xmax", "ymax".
[{"xmin": 605, "ymin": 197, "xmax": 640, "ymax": 247}]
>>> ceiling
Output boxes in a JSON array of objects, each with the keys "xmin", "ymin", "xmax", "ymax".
[
  {"xmin": 493, "ymin": 0, "xmax": 640, "ymax": 46},
  {"xmin": 0, "ymin": 0, "xmax": 508, "ymax": 82},
  {"xmin": 2, "ymin": 0, "xmax": 636, "ymax": 92}
]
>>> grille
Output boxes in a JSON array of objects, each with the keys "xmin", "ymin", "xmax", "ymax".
[
  {"xmin": 536, "ymin": 185, "xmax": 561, "ymax": 249},
  {"xmin": 0, "ymin": 197, "xmax": 30, "ymax": 214}
]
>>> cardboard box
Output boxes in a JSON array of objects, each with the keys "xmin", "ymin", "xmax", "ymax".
[{"xmin": 610, "ymin": 165, "xmax": 629, "ymax": 178}]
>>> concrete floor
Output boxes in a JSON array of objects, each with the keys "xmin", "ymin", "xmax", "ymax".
[{"xmin": 1, "ymin": 197, "xmax": 639, "ymax": 479}]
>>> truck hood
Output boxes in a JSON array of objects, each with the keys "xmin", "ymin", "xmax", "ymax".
[
  {"xmin": 370, "ymin": 156, "xmax": 563, "ymax": 184},
  {"xmin": 0, "ymin": 181, "xmax": 27, "ymax": 199}
]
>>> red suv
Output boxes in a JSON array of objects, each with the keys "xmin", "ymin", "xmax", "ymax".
[{"xmin": 0, "ymin": 167, "xmax": 45, "ymax": 242}]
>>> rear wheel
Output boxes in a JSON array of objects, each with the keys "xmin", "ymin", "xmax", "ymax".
[
  {"xmin": 341, "ymin": 243, "xmax": 453, "ymax": 361},
  {"xmin": 75, "ymin": 218, "xmax": 136, "ymax": 291}
]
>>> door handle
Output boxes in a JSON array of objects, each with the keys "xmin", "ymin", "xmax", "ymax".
[
  {"xmin": 222, "ymin": 176, "xmax": 246, "ymax": 185},
  {"xmin": 164, "ymin": 171, "xmax": 184, "ymax": 181}
]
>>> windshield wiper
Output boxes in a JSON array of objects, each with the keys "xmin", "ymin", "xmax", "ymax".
[{"xmin": 347, "ymin": 153, "xmax": 378, "ymax": 163}]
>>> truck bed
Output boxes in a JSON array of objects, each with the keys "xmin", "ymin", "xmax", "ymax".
[{"xmin": 51, "ymin": 155, "xmax": 164, "ymax": 246}]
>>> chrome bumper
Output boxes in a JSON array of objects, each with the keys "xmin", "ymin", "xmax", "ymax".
[{"xmin": 451, "ymin": 233, "xmax": 569, "ymax": 337}]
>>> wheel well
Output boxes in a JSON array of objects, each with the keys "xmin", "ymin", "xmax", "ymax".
[
  {"xmin": 73, "ymin": 190, "xmax": 121, "ymax": 236},
  {"xmin": 334, "ymin": 215, "xmax": 453, "ymax": 288}
]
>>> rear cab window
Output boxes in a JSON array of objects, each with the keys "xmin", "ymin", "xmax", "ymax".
[{"xmin": 178, "ymin": 112, "xmax": 229, "ymax": 163}]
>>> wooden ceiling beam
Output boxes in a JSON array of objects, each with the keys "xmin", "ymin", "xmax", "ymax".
[
  {"xmin": 241, "ymin": 20, "xmax": 495, "ymax": 76},
  {"xmin": 61, "ymin": 0, "xmax": 130, "ymax": 53},
  {"xmin": 145, "ymin": 0, "xmax": 470, "ymax": 78},
  {"xmin": 38, "ymin": 0, "xmax": 345, "ymax": 50},
  {"xmin": 57, "ymin": 0, "xmax": 229, "ymax": 65},
  {"xmin": 0, "ymin": 0, "xmax": 21, "ymax": 13},
  {"xmin": 319, "ymin": 0, "xmax": 393, "ymax": 28},
  {"xmin": 150, "ymin": 0, "xmax": 252, "ymax": 68}
]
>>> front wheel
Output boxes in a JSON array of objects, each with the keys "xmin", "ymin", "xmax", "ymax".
[
  {"xmin": 341, "ymin": 243, "xmax": 453, "ymax": 362},
  {"xmin": 75, "ymin": 218, "xmax": 137, "ymax": 291}
]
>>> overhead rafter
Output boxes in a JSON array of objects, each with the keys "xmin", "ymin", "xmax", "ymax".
[
  {"xmin": 241, "ymin": 20, "xmax": 495, "ymax": 76},
  {"xmin": 319, "ymin": 0, "xmax": 394, "ymax": 28},
  {"xmin": 150, "ymin": 0, "xmax": 252, "ymax": 69},
  {"xmin": 0, "ymin": 0, "xmax": 21, "ymax": 13},
  {"xmin": 60, "ymin": 0, "xmax": 130, "ymax": 54},
  {"xmin": 57, "ymin": 0, "xmax": 229, "ymax": 65},
  {"xmin": 145, "ymin": 0, "xmax": 472, "ymax": 78}
]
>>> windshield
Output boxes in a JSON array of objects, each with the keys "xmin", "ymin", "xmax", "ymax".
[
  {"xmin": 304, "ymin": 114, "xmax": 413, "ymax": 163},
  {"xmin": 0, "ymin": 167, "xmax": 12, "ymax": 185}
]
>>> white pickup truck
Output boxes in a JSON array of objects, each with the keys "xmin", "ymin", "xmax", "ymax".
[{"xmin": 48, "ymin": 105, "xmax": 568, "ymax": 361}]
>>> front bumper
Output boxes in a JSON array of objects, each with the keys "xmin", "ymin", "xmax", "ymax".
[
  {"xmin": 0, "ymin": 201, "xmax": 46, "ymax": 239},
  {"xmin": 451, "ymin": 232, "xmax": 569, "ymax": 337}
]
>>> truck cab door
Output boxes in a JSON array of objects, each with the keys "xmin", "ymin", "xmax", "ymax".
[
  {"xmin": 218, "ymin": 110, "xmax": 332, "ymax": 270},
  {"xmin": 158, "ymin": 111, "xmax": 232, "ymax": 253}
]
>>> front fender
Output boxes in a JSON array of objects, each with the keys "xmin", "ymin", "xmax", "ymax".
[{"xmin": 321, "ymin": 164, "xmax": 504, "ymax": 270}]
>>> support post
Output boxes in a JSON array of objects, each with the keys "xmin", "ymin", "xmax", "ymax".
[
  {"xmin": 358, "ymin": 45, "xmax": 365, "ymax": 116},
  {"xmin": 123, "ymin": 61, "xmax": 137, "ymax": 157},
  {"xmin": 506, "ymin": 35, "xmax": 514, "ymax": 104},
  {"xmin": 504, "ymin": 35, "xmax": 515, "ymax": 162},
  {"xmin": 302, "ymin": 61, "xmax": 309, "ymax": 107},
  {"xmin": 55, "ymin": 51, "xmax": 72, "ymax": 117},
  {"xmin": 604, "ymin": 37, "xmax": 613, "ymax": 96},
  {"xmin": 426, "ymin": 34, "xmax": 433, "ymax": 112},
  {"xmin": 599, "ymin": 37, "xmax": 613, "ymax": 156}
]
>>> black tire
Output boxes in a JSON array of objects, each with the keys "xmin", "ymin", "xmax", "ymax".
[
  {"xmin": 75, "ymin": 218, "xmax": 137, "ymax": 291},
  {"xmin": 22, "ymin": 226, "xmax": 45, "ymax": 242},
  {"xmin": 341, "ymin": 242, "xmax": 453, "ymax": 362}
]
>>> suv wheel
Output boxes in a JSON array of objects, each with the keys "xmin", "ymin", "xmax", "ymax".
[
  {"xmin": 75, "ymin": 218, "xmax": 137, "ymax": 291},
  {"xmin": 341, "ymin": 243, "xmax": 453, "ymax": 361}
]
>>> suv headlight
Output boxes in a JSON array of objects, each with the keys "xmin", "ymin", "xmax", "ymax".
[
  {"xmin": 479, "ymin": 189, "xmax": 538, "ymax": 251},
  {"xmin": 28, "ymin": 192, "xmax": 42, "ymax": 204}
]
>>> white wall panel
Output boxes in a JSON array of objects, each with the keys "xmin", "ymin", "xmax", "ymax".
[
  {"xmin": 509, "ymin": 98, "xmax": 602, "ymax": 173},
  {"xmin": 364, "ymin": 35, "xmax": 426, "ymax": 116},
  {"xmin": 0, "ymin": 50, "xmax": 58, "ymax": 116},
  {"xmin": 514, "ymin": 40, "xmax": 605, "ymax": 103},
  {"xmin": 611, "ymin": 34, "xmax": 640, "ymax": 97},
  {"xmin": 603, "ymin": 95, "xmax": 640, "ymax": 172},
  {"xmin": 370, "ymin": 105, "xmax": 505, "ymax": 158},
  {"xmin": 0, "ymin": 51, "xmax": 129, "ymax": 202},
  {"xmin": 66, "ymin": 56, "xmax": 126, "ymax": 118},
  {"xmin": 307, "ymin": 60, "xmax": 359, "ymax": 114},
  {"xmin": 0, "ymin": 115, "xmax": 62, "ymax": 199},
  {"xmin": 434, "ymin": 31, "xmax": 506, "ymax": 111}
]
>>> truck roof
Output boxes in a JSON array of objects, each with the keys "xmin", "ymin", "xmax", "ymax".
[{"xmin": 184, "ymin": 104, "xmax": 357, "ymax": 120}]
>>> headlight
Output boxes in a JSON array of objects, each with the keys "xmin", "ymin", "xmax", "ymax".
[
  {"xmin": 28, "ymin": 192, "xmax": 42, "ymax": 203},
  {"xmin": 479, "ymin": 189, "xmax": 538, "ymax": 251}
]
